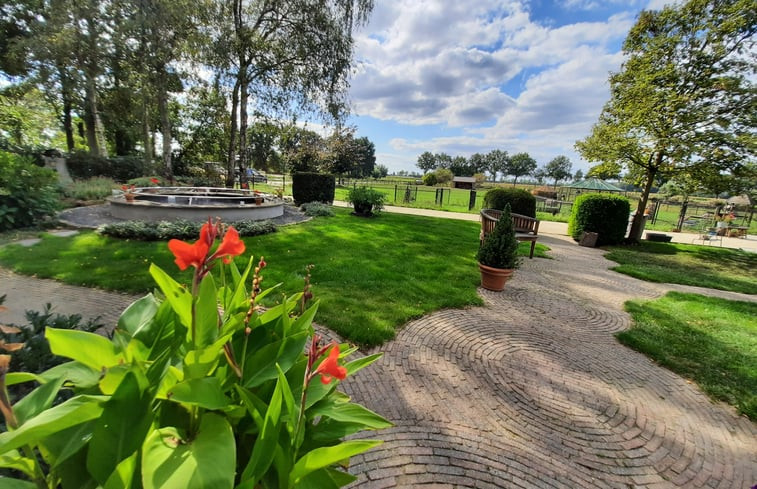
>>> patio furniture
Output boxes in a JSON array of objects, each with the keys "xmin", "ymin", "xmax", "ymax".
[{"xmin": 480, "ymin": 209, "xmax": 540, "ymax": 259}]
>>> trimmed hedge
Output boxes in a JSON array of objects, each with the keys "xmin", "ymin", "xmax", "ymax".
[
  {"xmin": 97, "ymin": 219, "xmax": 276, "ymax": 241},
  {"xmin": 292, "ymin": 172, "xmax": 335, "ymax": 206},
  {"xmin": 66, "ymin": 152, "xmax": 151, "ymax": 181},
  {"xmin": 483, "ymin": 188, "xmax": 536, "ymax": 218},
  {"xmin": 568, "ymin": 193, "xmax": 631, "ymax": 246}
]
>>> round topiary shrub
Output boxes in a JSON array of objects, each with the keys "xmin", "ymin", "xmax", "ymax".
[
  {"xmin": 483, "ymin": 188, "xmax": 536, "ymax": 217},
  {"xmin": 568, "ymin": 193, "xmax": 631, "ymax": 246},
  {"xmin": 291, "ymin": 172, "xmax": 336, "ymax": 206}
]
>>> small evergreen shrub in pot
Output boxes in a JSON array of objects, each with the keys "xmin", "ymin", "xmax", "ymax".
[
  {"xmin": 483, "ymin": 188, "xmax": 536, "ymax": 217},
  {"xmin": 568, "ymin": 193, "xmax": 631, "ymax": 246},
  {"xmin": 476, "ymin": 204, "xmax": 520, "ymax": 291},
  {"xmin": 347, "ymin": 186, "xmax": 386, "ymax": 216},
  {"xmin": 292, "ymin": 172, "xmax": 336, "ymax": 206}
]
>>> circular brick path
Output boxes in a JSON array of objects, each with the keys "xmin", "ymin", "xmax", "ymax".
[
  {"xmin": 2, "ymin": 229, "xmax": 755, "ymax": 488},
  {"xmin": 343, "ymin": 233, "xmax": 756, "ymax": 488}
]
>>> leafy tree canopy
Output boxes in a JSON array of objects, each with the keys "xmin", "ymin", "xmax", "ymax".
[{"xmin": 575, "ymin": 0, "xmax": 756, "ymax": 241}]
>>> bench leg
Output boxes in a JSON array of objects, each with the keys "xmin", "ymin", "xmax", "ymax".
[{"xmin": 529, "ymin": 240, "xmax": 535, "ymax": 259}]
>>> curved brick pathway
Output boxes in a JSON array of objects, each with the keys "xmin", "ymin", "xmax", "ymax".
[
  {"xmin": 343, "ymin": 233, "xmax": 756, "ymax": 489},
  {"xmin": 2, "ymin": 229, "xmax": 755, "ymax": 488}
]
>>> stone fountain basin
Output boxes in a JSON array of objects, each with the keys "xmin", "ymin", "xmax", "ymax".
[{"xmin": 108, "ymin": 187, "xmax": 284, "ymax": 222}]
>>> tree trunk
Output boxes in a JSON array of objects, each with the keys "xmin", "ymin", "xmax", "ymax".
[
  {"xmin": 627, "ymin": 156, "xmax": 659, "ymax": 242},
  {"xmin": 239, "ymin": 70, "xmax": 249, "ymax": 182},
  {"xmin": 158, "ymin": 83, "xmax": 173, "ymax": 181},
  {"xmin": 142, "ymin": 90, "xmax": 153, "ymax": 167},
  {"xmin": 84, "ymin": 78, "xmax": 101, "ymax": 156},
  {"xmin": 58, "ymin": 66, "xmax": 75, "ymax": 152},
  {"xmin": 226, "ymin": 79, "xmax": 240, "ymax": 188}
]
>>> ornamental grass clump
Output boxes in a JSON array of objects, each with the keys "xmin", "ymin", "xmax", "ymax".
[
  {"xmin": 477, "ymin": 204, "xmax": 520, "ymax": 270},
  {"xmin": 0, "ymin": 217, "xmax": 390, "ymax": 489}
]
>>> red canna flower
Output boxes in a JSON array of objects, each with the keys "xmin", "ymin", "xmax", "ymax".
[
  {"xmin": 168, "ymin": 221, "xmax": 214, "ymax": 270},
  {"xmin": 168, "ymin": 235, "xmax": 210, "ymax": 271},
  {"xmin": 315, "ymin": 344, "xmax": 347, "ymax": 384},
  {"xmin": 151, "ymin": 177, "xmax": 160, "ymax": 184},
  {"xmin": 211, "ymin": 227, "xmax": 245, "ymax": 264}
]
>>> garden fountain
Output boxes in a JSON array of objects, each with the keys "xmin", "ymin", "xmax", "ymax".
[{"xmin": 108, "ymin": 187, "xmax": 284, "ymax": 222}]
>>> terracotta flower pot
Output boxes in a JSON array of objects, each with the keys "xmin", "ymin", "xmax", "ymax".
[
  {"xmin": 255, "ymin": 197, "xmax": 263, "ymax": 205},
  {"xmin": 124, "ymin": 194, "xmax": 135, "ymax": 203},
  {"xmin": 479, "ymin": 263, "xmax": 514, "ymax": 291}
]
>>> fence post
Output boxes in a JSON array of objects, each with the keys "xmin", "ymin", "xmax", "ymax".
[
  {"xmin": 394, "ymin": 185, "xmax": 397, "ymax": 202},
  {"xmin": 468, "ymin": 190, "xmax": 476, "ymax": 211}
]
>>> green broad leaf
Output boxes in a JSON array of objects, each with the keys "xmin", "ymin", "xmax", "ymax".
[
  {"xmin": 0, "ymin": 477, "xmax": 37, "ymax": 488},
  {"xmin": 87, "ymin": 371, "xmax": 153, "ymax": 486},
  {"xmin": 276, "ymin": 366, "xmax": 296, "ymax": 435},
  {"xmin": 0, "ymin": 395, "xmax": 106, "ymax": 455},
  {"xmin": 193, "ymin": 273, "xmax": 219, "ymax": 348},
  {"xmin": 240, "ymin": 375, "xmax": 283, "ymax": 484},
  {"xmin": 309, "ymin": 420, "xmax": 374, "ymax": 442},
  {"xmin": 103, "ymin": 451, "xmax": 138, "ymax": 489},
  {"xmin": 4, "ymin": 372, "xmax": 40, "ymax": 387},
  {"xmin": 289, "ymin": 440, "xmax": 382, "ymax": 486},
  {"xmin": 290, "ymin": 300, "xmax": 319, "ymax": 335},
  {"xmin": 234, "ymin": 386, "xmax": 266, "ymax": 431},
  {"xmin": 0, "ymin": 450, "xmax": 36, "ymax": 478},
  {"xmin": 142, "ymin": 413, "xmax": 235, "ymax": 489},
  {"xmin": 166, "ymin": 377, "xmax": 230, "ymax": 410},
  {"xmin": 39, "ymin": 361, "xmax": 100, "ymax": 390},
  {"xmin": 243, "ymin": 330, "xmax": 309, "ymax": 388},
  {"xmin": 225, "ymin": 257, "xmax": 252, "ymax": 311},
  {"xmin": 296, "ymin": 467, "xmax": 357, "ymax": 489},
  {"xmin": 116, "ymin": 294, "xmax": 159, "ymax": 342},
  {"xmin": 98, "ymin": 364, "xmax": 132, "ymax": 395},
  {"xmin": 344, "ymin": 353, "xmax": 383, "ymax": 376},
  {"xmin": 13, "ymin": 376, "xmax": 65, "ymax": 426},
  {"xmin": 183, "ymin": 334, "xmax": 231, "ymax": 380},
  {"xmin": 155, "ymin": 365, "xmax": 182, "ymax": 400},
  {"xmin": 149, "ymin": 263, "xmax": 192, "ymax": 331},
  {"xmin": 307, "ymin": 402, "xmax": 392, "ymax": 430},
  {"xmin": 46, "ymin": 328, "xmax": 121, "ymax": 371},
  {"xmin": 46, "ymin": 421, "xmax": 97, "ymax": 469}
]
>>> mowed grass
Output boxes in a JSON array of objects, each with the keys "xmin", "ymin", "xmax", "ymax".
[
  {"xmin": 618, "ymin": 292, "xmax": 757, "ymax": 420},
  {"xmin": 604, "ymin": 241, "xmax": 757, "ymax": 294},
  {"xmin": 0, "ymin": 208, "xmax": 552, "ymax": 346}
]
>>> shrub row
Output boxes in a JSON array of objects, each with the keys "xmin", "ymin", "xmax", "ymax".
[
  {"xmin": 66, "ymin": 152, "xmax": 153, "ymax": 182},
  {"xmin": 292, "ymin": 172, "xmax": 335, "ymax": 206},
  {"xmin": 483, "ymin": 188, "xmax": 536, "ymax": 218},
  {"xmin": 568, "ymin": 193, "xmax": 631, "ymax": 246},
  {"xmin": 97, "ymin": 219, "xmax": 276, "ymax": 241}
]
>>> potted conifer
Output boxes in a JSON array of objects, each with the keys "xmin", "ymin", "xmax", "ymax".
[{"xmin": 477, "ymin": 204, "xmax": 520, "ymax": 291}]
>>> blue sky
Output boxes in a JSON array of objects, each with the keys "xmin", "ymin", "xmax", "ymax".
[{"xmin": 343, "ymin": 0, "xmax": 671, "ymax": 175}]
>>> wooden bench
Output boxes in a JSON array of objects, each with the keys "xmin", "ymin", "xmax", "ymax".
[{"xmin": 480, "ymin": 209, "xmax": 540, "ymax": 259}]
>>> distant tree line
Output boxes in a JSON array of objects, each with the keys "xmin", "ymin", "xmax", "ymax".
[{"xmin": 416, "ymin": 150, "xmax": 579, "ymax": 188}]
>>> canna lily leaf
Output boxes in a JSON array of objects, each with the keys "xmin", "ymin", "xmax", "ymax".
[
  {"xmin": 46, "ymin": 328, "xmax": 121, "ymax": 371},
  {"xmin": 289, "ymin": 440, "xmax": 382, "ymax": 486},
  {"xmin": 142, "ymin": 413, "xmax": 235, "ymax": 489}
]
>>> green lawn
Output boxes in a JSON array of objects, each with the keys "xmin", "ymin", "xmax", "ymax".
[
  {"xmin": 0, "ymin": 208, "xmax": 549, "ymax": 346},
  {"xmin": 604, "ymin": 241, "xmax": 757, "ymax": 294},
  {"xmin": 618, "ymin": 292, "xmax": 757, "ymax": 420}
]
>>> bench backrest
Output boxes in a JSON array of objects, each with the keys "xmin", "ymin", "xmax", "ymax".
[{"xmin": 480, "ymin": 209, "xmax": 539, "ymax": 238}]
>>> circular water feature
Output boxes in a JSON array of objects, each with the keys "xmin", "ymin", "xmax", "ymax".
[{"xmin": 108, "ymin": 187, "xmax": 284, "ymax": 222}]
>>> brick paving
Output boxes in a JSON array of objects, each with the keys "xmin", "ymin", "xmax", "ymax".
[
  {"xmin": 342, "ymin": 233, "xmax": 756, "ymax": 488},
  {"xmin": 1, "ymin": 217, "xmax": 756, "ymax": 488}
]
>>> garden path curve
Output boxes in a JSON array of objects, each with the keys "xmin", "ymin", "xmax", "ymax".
[
  {"xmin": 343, "ymin": 233, "xmax": 756, "ymax": 489},
  {"xmin": 1, "ymin": 230, "xmax": 755, "ymax": 488}
]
